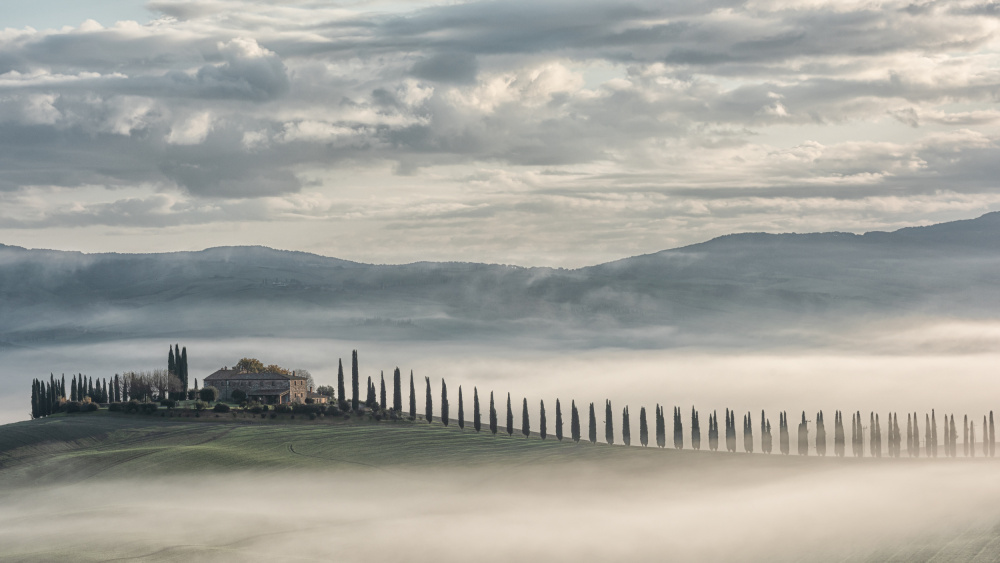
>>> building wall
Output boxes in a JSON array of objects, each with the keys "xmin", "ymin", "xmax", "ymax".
[{"xmin": 212, "ymin": 378, "xmax": 290, "ymax": 402}]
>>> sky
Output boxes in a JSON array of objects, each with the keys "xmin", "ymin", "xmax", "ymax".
[{"xmin": 2, "ymin": 0, "xmax": 1000, "ymax": 267}]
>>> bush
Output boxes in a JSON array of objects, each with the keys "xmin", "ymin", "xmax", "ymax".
[
  {"xmin": 262, "ymin": 404, "xmax": 270, "ymax": 412},
  {"xmin": 249, "ymin": 404, "xmax": 263, "ymax": 414},
  {"xmin": 274, "ymin": 404, "xmax": 292, "ymax": 414},
  {"xmin": 269, "ymin": 412, "xmax": 277, "ymax": 419},
  {"xmin": 107, "ymin": 402, "xmax": 123, "ymax": 412},
  {"xmin": 160, "ymin": 399, "xmax": 176, "ymax": 408},
  {"xmin": 308, "ymin": 412, "xmax": 317, "ymax": 420},
  {"xmin": 305, "ymin": 398, "xmax": 314, "ymax": 404},
  {"xmin": 83, "ymin": 402, "xmax": 99, "ymax": 412},
  {"xmin": 140, "ymin": 402, "xmax": 158, "ymax": 415},
  {"xmin": 65, "ymin": 401, "xmax": 82, "ymax": 413},
  {"xmin": 231, "ymin": 389, "xmax": 247, "ymax": 403},
  {"xmin": 193, "ymin": 401, "xmax": 209, "ymax": 411},
  {"xmin": 199, "ymin": 386, "xmax": 220, "ymax": 403},
  {"xmin": 213, "ymin": 403, "xmax": 231, "ymax": 413}
]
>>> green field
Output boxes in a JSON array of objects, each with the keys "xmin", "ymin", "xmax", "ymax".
[{"xmin": 4, "ymin": 413, "xmax": 1000, "ymax": 562}]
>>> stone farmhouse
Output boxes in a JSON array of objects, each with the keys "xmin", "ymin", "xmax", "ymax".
[{"xmin": 204, "ymin": 367, "xmax": 308, "ymax": 404}]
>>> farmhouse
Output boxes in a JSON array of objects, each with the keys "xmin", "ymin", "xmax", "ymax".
[{"xmin": 204, "ymin": 368, "xmax": 308, "ymax": 404}]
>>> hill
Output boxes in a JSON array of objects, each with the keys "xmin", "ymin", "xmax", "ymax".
[{"xmin": 2, "ymin": 212, "xmax": 1000, "ymax": 347}]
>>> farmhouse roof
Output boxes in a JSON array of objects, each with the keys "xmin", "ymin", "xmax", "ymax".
[{"xmin": 204, "ymin": 369, "xmax": 307, "ymax": 381}]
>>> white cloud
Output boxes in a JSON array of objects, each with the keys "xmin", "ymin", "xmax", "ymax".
[{"xmin": 166, "ymin": 111, "xmax": 213, "ymax": 145}]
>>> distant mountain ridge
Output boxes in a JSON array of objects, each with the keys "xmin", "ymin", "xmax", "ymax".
[{"xmin": 2, "ymin": 212, "xmax": 999, "ymax": 347}]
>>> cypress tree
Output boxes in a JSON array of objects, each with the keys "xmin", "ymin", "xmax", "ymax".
[
  {"xmin": 691, "ymin": 407, "xmax": 701, "ymax": 451},
  {"xmin": 816, "ymin": 411, "xmax": 826, "ymax": 456},
  {"xmin": 907, "ymin": 413, "xmax": 913, "ymax": 457},
  {"xmin": 605, "ymin": 400, "xmax": 614, "ymax": 445},
  {"xmin": 674, "ymin": 407, "xmax": 684, "ymax": 450},
  {"xmin": 913, "ymin": 412, "xmax": 920, "ymax": 457},
  {"xmin": 506, "ymin": 393, "xmax": 514, "ymax": 436},
  {"xmin": 971, "ymin": 421, "xmax": 977, "ymax": 457},
  {"xmin": 555, "ymin": 399, "xmax": 563, "ymax": 441},
  {"xmin": 424, "ymin": 376, "xmax": 433, "ymax": 424},
  {"xmin": 622, "ymin": 406, "xmax": 630, "ymax": 446},
  {"xmin": 366, "ymin": 376, "xmax": 374, "ymax": 407},
  {"xmin": 180, "ymin": 346, "xmax": 188, "ymax": 393},
  {"xmin": 408, "ymin": 371, "xmax": 416, "ymax": 420},
  {"xmin": 351, "ymin": 350, "xmax": 359, "ymax": 412},
  {"xmin": 964, "ymin": 414, "xmax": 969, "ymax": 457},
  {"xmin": 474, "ymin": 387, "xmax": 481, "ymax": 432},
  {"xmin": 168, "ymin": 346, "xmax": 176, "ymax": 378},
  {"xmin": 440, "ymin": 379, "xmax": 449, "ymax": 426},
  {"xmin": 380, "ymin": 371, "xmax": 387, "ymax": 410},
  {"xmin": 925, "ymin": 413, "xmax": 932, "ymax": 458},
  {"xmin": 30, "ymin": 379, "xmax": 38, "ymax": 419},
  {"xmin": 761, "ymin": 410, "xmax": 771, "ymax": 454},
  {"xmin": 337, "ymin": 359, "xmax": 346, "ymax": 410},
  {"xmin": 765, "ymin": 418, "xmax": 773, "ymax": 454},
  {"xmin": 639, "ymin": 407, "xmax": 648, "ymax": 447},
  {"xmin": 869, "ymin": 412, "xmax": 876, "ymax": 457},
  {"xmin": 834, "ymin": 411, "xmax": 844, "ymax": 457},
  {"xmin": 70, "ymin": 376, "xmax": 77, "ymax": 402},
  {"xmin": 539, "ymin": 400, "xmax": 547, "ymax": 440},
  {"xmin": 571, "ymin": 400, "xmax": 580, "ymax": 442},
  {"xmin": 798, "ymin": 412, "xmax": 809, "ymax": 456},
  {"xmin": 588, "ymin": 402, "xmax": 597, "ymax": 444},
  {"xmin": 780, "ymin": 412, "xmax": 790, "ymax": 455},
  {"xmin": 393, "ymin": 367, "xmax": 402, "ymax": 412},
  {"xmin": 724, "ymin": 408, "xmax": 735, "ymax": 453},
  {"xmin": 990, "ymin": 411, "xmax": 995, "ymax": 457},
  {"xmin": 744, "ymin": 412, "xmax": 753, "ymax": 453},
  {"xmin": 458, "ymin": 386, "xmax": 465, "ymax": 430},
  {"xmin": 985, "ymin": 416, "xmax": 990, "ymax": 457},
  {"xmin": 489, "ymin": 392, "xmax": 498, "ymax": 435},
  {"xmin": 522, "ymin": 398, "xmax": 530, "ymax": 438},
  {"xmin": 114, "ymin": 374, "xmax": 121, "ymax": 403},
  {"xmin": 708, "ymin": 410, "xmax": 717, "ymax": 451},
  {"xmin": 931, "ymin": 410, "xmax": 938, "ymax": 457},
  {"xmin": 656, "ymin": 405, "xmax": 666, "ymax": 449}
]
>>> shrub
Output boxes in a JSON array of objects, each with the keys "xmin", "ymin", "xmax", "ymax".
[
  {"xmin": 231, "ymin": 389, "xmax": 247, "ymax": 402},
  {"xmin": 140, "ymin": 402, "xmax": 158, "ymax": 415},
  {"xmin": 305, "ymin": 398, "xmax": 314, "ymax": 404},
  {"xmin": 261, "ymin": 413, "xmax": 267, "ymax": 419},
  {"xmin": 199, "ymin": 386, "xmax": 219, "ymax": 403},
  {"xmin": 83, "ymin": 402, "xmax": 99, "ymax": 412},
  {"xmin": 250, "ymin": 404, "xmax": 263, "ymax": 414},
  {"xmin": 309, "ymin": 413, "xmax": 317, "ymax": 420},
  {"xmin": 160, "ymin": 399, "xmax": 177, "ymax": 408},
  {"xmin": 274, "ymin": 404, "xmax": 291, "ymax": 414},
  {"xmin": 213, "ymin": 403, "xmax": 231, "ymax": 413},
  {"xmin": 65, "ymin": 401, "xmax": 82, "ymax": 413},
  {"xmin": 270, "ymin": 412, "xmax": 277, "ymax": 419},
  {"xmin": 262, "ymin": 405, "xmax": 270, "ymax": 412},
  {"xmin": 343, "ymin": 414, "xmax": 350, "ymax": 420},
  {"xmin": 193, "ymin": 401, "xmax": 209, "ymax": 411}
]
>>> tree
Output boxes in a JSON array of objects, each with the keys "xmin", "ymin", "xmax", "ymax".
[
  {"xmin": 743, "ymin": 412, "xmax": 753, "ymax": 453},
  {"xmin": 656, "ymin": 405, "xmax": 667, "ymax": 448},
  {"xmin": 30, "ymin": 379, "xmax": 38, "ymax": 419},
  {"xmin": 393, "ymin": 367, "xmax": 402, "ymax": 413},
  {"xmin": 674, "ymin": 407, "xmax": 684, "ymax": 450},
  {"xmin": 424, "ymin": 376, "xmax": 433, "ymax": 424},
  {"xmin": 555, "ymin": 399, "xmax": 563, "ymax": 441},
  {"xmin": 458, "ymin": 386, "xmax": 465, "ymax": 430},
  {"xmin": 571, "ymin": 400, "xmax": 580, "ymax": 442},
  {"xmin": 199, "ymin": 386, "xmax": 219, "ymax": 403},
  {"xmin": 622, "ymin": 406, "xmax": 631, "ymax": 447},
  {"xmin": 180, "ymin": 346, "xmax": 189, "ymax": 394},
  {"xmin": 366, "ymin": 376, "xmax": 376, "ymax": 407},
  {"xmin": 816, "ymin": 411, "xmax": 826, "ymax": 456},
  {"xmin": 113, "ymin": 374, "xmax": 121, "ymax": 403},
  {"xmin": 235, "ymin": 358, "xmax": 265, "ymax": 373},
  {"xmin": 337, "ymin": 359, "xmax": 347, "ymax": 410},
  {"xmin": 639, "ymin": 407, "xmax": 648, "ymax": 447},
  {"xmin": 708, "ymin": 411, "xmax": 718, "ymax": 451},
  {"xmin": 605, "ymin": 400, "xmax": 614, "ymax": 446},
  {"xmin": 724, "ymin": 408, "xmax": 735, "ymax": 453},
  {"xmin": 834, "ymin": 411, "xmax": 845, "ymax": 457},
  {"xmin": 489, "ymin": 392, "xmax": 498, "ymax": 435},
  {"xmin": 779, "ymin": 412, "xmax": 790, "ymax": 455},
  {"xmin": 522, "ymin": 398, "xmax": 530, "ymax": 438},
  {"xmin": 588, "ymin": 403, "xmax": 597, "ymax": 444},
  {"xmin": 168, "ymin": 346, "xmax": 176, "ymax": 378},
  {"xmin": 409, "ymin": 371, "xmax": 416, "ymax": 420},
  {"xmin": 474, "ymin": 387, "xmax": 481, "ymax": 432},
  {"xmin": 506, "ymin": 393, "xmax": 514, "ymax": 437},
  {"xmin": 985, "ymin": 416, "xmax": 990, "ymax": 457},
  {"xmin": 70, "ymin": 376, "xmax": 77, "ymax": 402},
  {"xmin": 970, "ymin": 420, "xmax": 977, "ymax": 458},
  {"xmin": 964, "ymin": 414, "xmax": 969, "ymax": 457},
  {"xmin": 797, "ymin": 412, "xmax": 809, "ymax": 456},
  {"xmin": 692, "ymin": 407, "xmax": 701, "ymax": 451},
  {"xmin": 913, "ymin": 412, "xmax": 920, "ymax": 458},
  {"xmin": 351, "ymin": 350, "xmax": 359, "ymax": 412},
  {"xmin": 231, "ymin": 389, "xmax": 247, "ymax": 403},
  {"xmin": 539, "ymin": 400, "xmax": 547, "ymax": 440},
  {"xmin": 440, "ymin": 379, "xmax": 449, "ymax": 426},
  {"xmin": 990, "ymin": 411, "xmax": 995, "ymax": 457},
  {"xmin": 380, "ymin": 371, "xmax": 387, "ymax": 410}
]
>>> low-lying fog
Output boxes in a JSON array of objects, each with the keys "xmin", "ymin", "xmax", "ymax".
[{"xmin": 2, "ymin": 461, "xmax": 999, "ymax": 562}]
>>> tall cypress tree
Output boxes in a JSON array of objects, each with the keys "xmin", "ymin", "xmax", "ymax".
[
  {"xmin": 30, "ymin": 379, "xmax": 38, "ymax": 419},
  {"xmin": 692, "ymin": 407, "xmax": 701, "ymax": 451},
  {"xmin": 351, "ymin": 350, "xmax": 360, "ymax": 412},
  {"xmin": 555, "ymin": 399, "xmax": 563, "ymax": 441},
  {"xmin": 674, "ymin": 407, "xmax": 684, "ymax": 450},
  {"xmin": 458, "ymin": 386, "xmax": 465, "ymax": 430},
  {"xmin": 70, "ymin": 376, "xmax": 77, "ymax": 402},
  {"xmin": 366, "ymin": 376, "xmax": 375, "ymax": 407},
  {"xmin": 622, "ymin": 406, "xmax": 631, "ymax": 446},
  {"xmin": 522, "ymin": 398, "xmax": 530, "ymax": 438},
  {"xmin": 931, "ymin": 410, "xmax": 938, "ymax": 457},
  {"xmin": 408, "ymin": 371, "xmax": 416, "ymax": 420},
  {"xmin": 424, "ymin": 376, "xmax": 433, "ymax": 424},
  {"xmin": 964, "ymin": 414, "xmax": 969, "ymax": 457},
  {"xmin": 506, "ymin": 393, "xmax": 514, "ymax": 437},
  {"xmin": 393, "ymin": 367, "xmax": 402, "ymax": 412},
  {"xmin": 639, "ymin": 407, "xmax": 648, "ymax": 447},
  {"xmin": 971, "ymin": 420, "xmax": 977, "ymax": 457},
  {"xmin": 588, "ymin": 402, "xmax": 597, "ymax": 444},
  {"xmin": 337, "ymin": 359, "xmax": 346, "ymax": 410},
  {"xmin": 380, "ymin": 371, "xmax": 387, "ymax": 410},
  {"xmin": 816, "ymin": 411, "xmax": 826, "ymax": 456},
  {"xmin": 744, "ymin": 412, "xmax": 753, "ymax": 453},
  {"xmin": 489, "ymin": 392, "xmax": 497, "ymax": 435},
  {"xmin": 440, "ymin": 379, "xmax": 449, "ymax": 426},
  {"xmin": 708, "ymin": 411, "xmax": 718, "ymax": 451},
  {"xmin": 180, "ymin": 346, "xmax": 188, "ymax": 393},
  {"xmin": 571, "ymin": 400, "xmax": 580, "ymax": 442},
  {"xmin": 656, "ymin": 405, "xmax": 666, "ymax": 448},
  {"xmin": 985, "ymin": 415, "xmax": 990, "ymax": 457},
  {"xmin": 114, "ymin": 374, "xmax": 121, "ymax": 403},
  {"xmin": 907, "ymin": 413, "xmax": 913, "ymax": 457},
  {"xmin": 168, "ymin": 346, "xmax": 176, "ymax": 378},
  {"xmin": 834, "ymin": 411, "xmax": 844, "ymax": 457},
  {"xmin": 779, "ymin": 412, "xmax": 790, "ymax": 455},
  {"xmin": 990, "ymin": 411, "xmax": 995, "ymax": 457},
  {"xmin": 605, "ymin": 400, "xmax": 614, "ymax": 445},
  {"xmin": 539, "ymin": 400, "xmax": 547, "ymax": 440},
  {"xmin": 761, "ymin": 410, "xmax": 771, "ymax": 454},
  {"xmin": 474, "ymin": 387, "xmax": 481, "ymax": 432}
]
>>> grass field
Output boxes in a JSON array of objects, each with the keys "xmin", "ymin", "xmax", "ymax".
[{"xmin": 4, "ymin": 413, "xmax": 1000, "ymax": 562}]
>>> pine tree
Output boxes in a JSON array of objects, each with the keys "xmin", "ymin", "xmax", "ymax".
[
  {"xmin": 440, "ymin": 379, "xmax": 449, "ymax": 426},
  {"xmin": 351, "ymin": 350, "xmax": 359, "ymax": 412},
  {"xmin": 555, "ymin": 399, "xmax": 563, "ymax": 441},
  {"xmin": 639, "ymin": 407, "xmax": 648, "ymax": 447},
  {"xmin": 816, "ymin": 411, "xmax": 826, "ymax": 456},
  {"xmin": 622, "ymin": 406, "xmax": 631, "ymax": 446},
  {"xmin": 458, "ymin": 386, "xmax": 465, "ymax": 430},
  {"xmin": 506, "ymin": 393, "xmax": 514, "ymax": 437},
  {"xmin": 424, "ymin": 377, "xmax": 433, "ymax": 424},
  {"xmin": 539, "ymin": 400, "xmax": 547, "ymax": 440},
  {"xmin": 605, "ymin": 400, "xmax": 614, "ymax": 446},
  {"xmin": 588, "ymin": 402, "xmax": 597, "ymax": 444},
  {"xmin": 691, "ymin": 407, "xmax": 701, "ymax": 451},
  {"xmin": 337, "ymin": 359, "xmax": 347, "ymax": 410},
  {"xmin": 474, "ymin": 387, "xmax": 481, "ymax": 432},
  {"xmin": 656, "ymin": 405, "xmax": 666, "ymax": 448},
  {"xmin": 380, "ymin": 371, "xmax": 387, "ymax": 410},
  {"xmin": 571, "ymin": 400, "xmax": 580, "ymax": 442},
  {"xmin": 393, "ymin": 367, "xmax": 402, "ymax": 412},
  {"xmin": 489, "ymin": 392, "xmax": 498, "ymax": 435},
  {"xmin": 522, "ymin": 398, "xmax": 530, "ymax": 438},
  {"xmin": 408, "ymin": 371, "xmax": 416, "ymax": 420}
]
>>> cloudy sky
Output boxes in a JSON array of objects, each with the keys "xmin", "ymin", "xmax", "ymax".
[{"xmin": 2, "ymin": 0, "xmax": 1000, "ymax": 266}]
